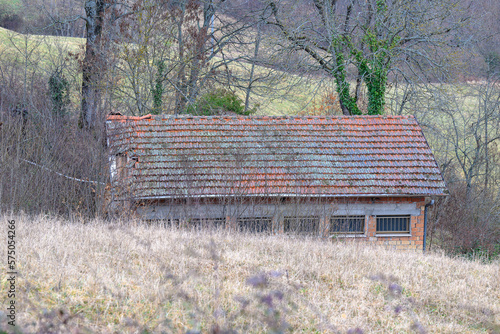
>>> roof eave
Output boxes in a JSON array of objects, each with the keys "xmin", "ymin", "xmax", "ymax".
[{"xmin": 129, "ymin": 192, "xmax": 448, "ymax": 201}]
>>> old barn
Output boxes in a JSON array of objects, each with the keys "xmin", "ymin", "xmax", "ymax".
[{"xmin": 105, "ymin": 114, "xmax": 447, "ymax": 250}]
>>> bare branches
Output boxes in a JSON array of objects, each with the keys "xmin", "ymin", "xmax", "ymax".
[
  {"xmin": 266, "ymin": 0, "xmax": 468, "ymax": 115},
  {"xmin": 267, "ymin": 2, "xmax": 333, "ymax": 73}
]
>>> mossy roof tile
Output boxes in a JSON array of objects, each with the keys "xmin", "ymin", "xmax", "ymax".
[{"xmin": 106, "ymin": 114, "xmax": 447, "ymax": 199}]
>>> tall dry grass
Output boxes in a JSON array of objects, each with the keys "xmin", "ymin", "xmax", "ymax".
[{"xmin": 1, "ymin": 213, "xmax": 499, "ymax": 333}]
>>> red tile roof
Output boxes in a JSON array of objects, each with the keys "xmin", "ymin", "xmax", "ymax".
[{"xmin": 106, "ymin": 114, "xmax": 447, "ymax": 199}]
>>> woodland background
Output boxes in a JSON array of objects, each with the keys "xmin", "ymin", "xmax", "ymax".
[{"xmin": 0, "ymin": 0, "xmax": 499, "ymax": 257}]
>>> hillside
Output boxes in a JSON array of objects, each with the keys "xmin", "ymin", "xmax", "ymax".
[
  {"xmin": 1, "ymin": 214, "xmax": 499, "ymax": 333},
  {"xmin": 0, "ymin": 26, "xmax": 485, "ymax": 117},
  {"xmin": 0, "ymin": 26, "xmax": 82, "ymax": 65},
  {"xmin": 0, "ymin": 25, "xmax": 322, "ymax": 115}
]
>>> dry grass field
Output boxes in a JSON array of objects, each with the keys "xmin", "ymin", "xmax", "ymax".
[{"xmin": 1, "ymin": 213, "xmax": 499, "ymax": 333}]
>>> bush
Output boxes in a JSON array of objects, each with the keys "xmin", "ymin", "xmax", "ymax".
[
  {"xmin": 429, "ymin": 181, "xmax": 500, "ymax": 261},
  {"xmin": 0, "ymin": 0, "xmax": 23, "ymax": 30},
  {"xmin": 299, "ymin": 90, "xmax": 342, "ymax": 116},
  {"xmin": 48, "ymin": 69, "xmax": 70, "ymax": 117},
  {"xmin": 185, "ymin": 89, "xmax": 254, "ymax": 116},
  {"xmin": 485, "ymin": 52, "xmax": 500, "ymax": 78}
]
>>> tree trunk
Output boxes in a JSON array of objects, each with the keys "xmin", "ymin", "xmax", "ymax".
[
  {"xmin": 80, "ymin": 0, "xmax": 105, "ymax": 130},
  {"xmin": 186, "ymin": 0, "xmax": 214, "ymax": 109},
  {"xmin": 174, "ymin": 11, "xmax": 186, "ymax": 114},
  {"xmin": 245, "ymin": 21, "xmax": 262, "ymax": 113}
]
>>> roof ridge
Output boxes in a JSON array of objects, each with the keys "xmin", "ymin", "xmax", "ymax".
[{"xmin": 107, "ymin": 114, "xmax": 414, "ymax": 121}]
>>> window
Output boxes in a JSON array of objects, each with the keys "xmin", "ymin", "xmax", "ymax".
[
  {"xmin": 284, "ymin": 216, "xmax": 320, "ymax": 235},
  {"xmin": 330, "ymin": 215, "xmax": 365, "ymax": 234},
  {"xmin": 189, "ymin": 218, "xmax": 226, "ymax": 230},
  {"xmin": 148, "ymin": 218, "xmax": 181, "ymax": 228},
  {"xmin": 238, "ymin": 217, "xmax": 271, "ymax": 233},
  {"xmin": 150, "ymin": 218, "xmax": 225, "ymax": 230},
  {"xmin": 376, "ymin": 215, "xmax": 410, "ymax": 234}
]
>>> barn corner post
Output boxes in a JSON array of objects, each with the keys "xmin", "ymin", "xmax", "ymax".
[
  {"xmin": 423, "ymin": 198, "xmax": 435, "ymax": 253},
  {"xmin": 104, "ymin": 114, "xmax": 138, "ymax": 219}
]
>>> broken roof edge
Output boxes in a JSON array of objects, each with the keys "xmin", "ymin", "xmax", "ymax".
[{"xmin": 107, "ymin": 114, "xmax": 154, "ymax": 122}]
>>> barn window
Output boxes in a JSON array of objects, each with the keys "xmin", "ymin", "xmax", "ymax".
[
  {"xmin": 284, "ymin": 216, "xmax": 320, "ymax": 235},
  {"xmin": 109, "ymin": 156, "xmax": 117, "ymax": 180},
  {"xmin": 238, "ymin": 217, "xmax": 271, "ymax": 233},
  {"xmin": 150, "ymin": 218, "xmax": 180, "ymax": 228},
  {"xmin": 189, "ymin": 218, "xmax": 226, "ymax": 230},
  {"xmin": 376, "ymin": 215, "xmax": 411, "ymax": 234},
  {"xmin": 330, "ymin": 215, "xmax": 365, "ymax": 234},
  {"xmin": 151, "ymin": 218, "xmax": 226, "ymax": 230}
]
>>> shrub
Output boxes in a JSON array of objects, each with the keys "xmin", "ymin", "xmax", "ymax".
[
  {"xmin": 185, "ymin": 89, "xmax": 254, "ymax": 116},
  {"xmin": 485, "ymin": 52, "xmax": 500, "ymax": 78},
  {"xmin": 48, "ymin": 69, "xmax": 70, "ymax": 117},
  {"xmin": 429, "ymin": 181, "xmax": 500, "ymax": 261},
  {"xmin": 151, "ymin": 60, "xmax": 165, "ymax": 115},
  {"xmin": 0, "ymin": 0, "xmax": 23, "ymax": 30},
  {"xmin": 299, "ymin": 90, "xmax": 342, "ymax": 116}
]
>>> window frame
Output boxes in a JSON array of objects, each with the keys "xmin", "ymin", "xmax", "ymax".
[
  {"xmin": 189, "ymin": 218, "xmax": 226, "ymax": 230},
  {"xmin": 237, "ymin": 217, "xmax": 272, "ymax": 233},
  {"xmin": 375, "ymin": 215, "xmax": 411, "ymax": 236},
  {"xmin": 330, "ymin": 215, "xmax": 366, "ymax": 236},
  {"xmin": 283, "ymin": 216, "xmax": 320, "ymax": 236},
  {"xmin": 149, "ymin": 218, "xmax": 226, "ymax": 230}
]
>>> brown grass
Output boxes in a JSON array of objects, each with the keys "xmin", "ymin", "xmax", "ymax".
[{"xmin": 1, "ymin": 213, "xmax": 499, "ymax": 333}]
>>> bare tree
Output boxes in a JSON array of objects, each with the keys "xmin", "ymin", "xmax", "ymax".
[
  {"xmin": 266, "ymin": 0, "xmax": 467, "ymax": 115},
  {"xmin": 80, "ymin": 0, "xmax": 135, "ymax": 128},
  {"xmin": 418, "ymin": 79, "xmax": 500, "ymax": 197},
  {"xmin": 0, "ymin": 29, "xmax": 108, "ymax": 216},
  {"xmin": 168, "ymin": 0, "xmax": 264, "ymax": 114},
  {"xmin": 109, "ymin": 0, "xmax": 176, "ymax": 115},
  {"xmin": 110, "ymin": 0, "xmax": 275, "ymax": 115},
  {"xmin": 79, "ymin": 0, "xmax": 106, "ymax": 129}
]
